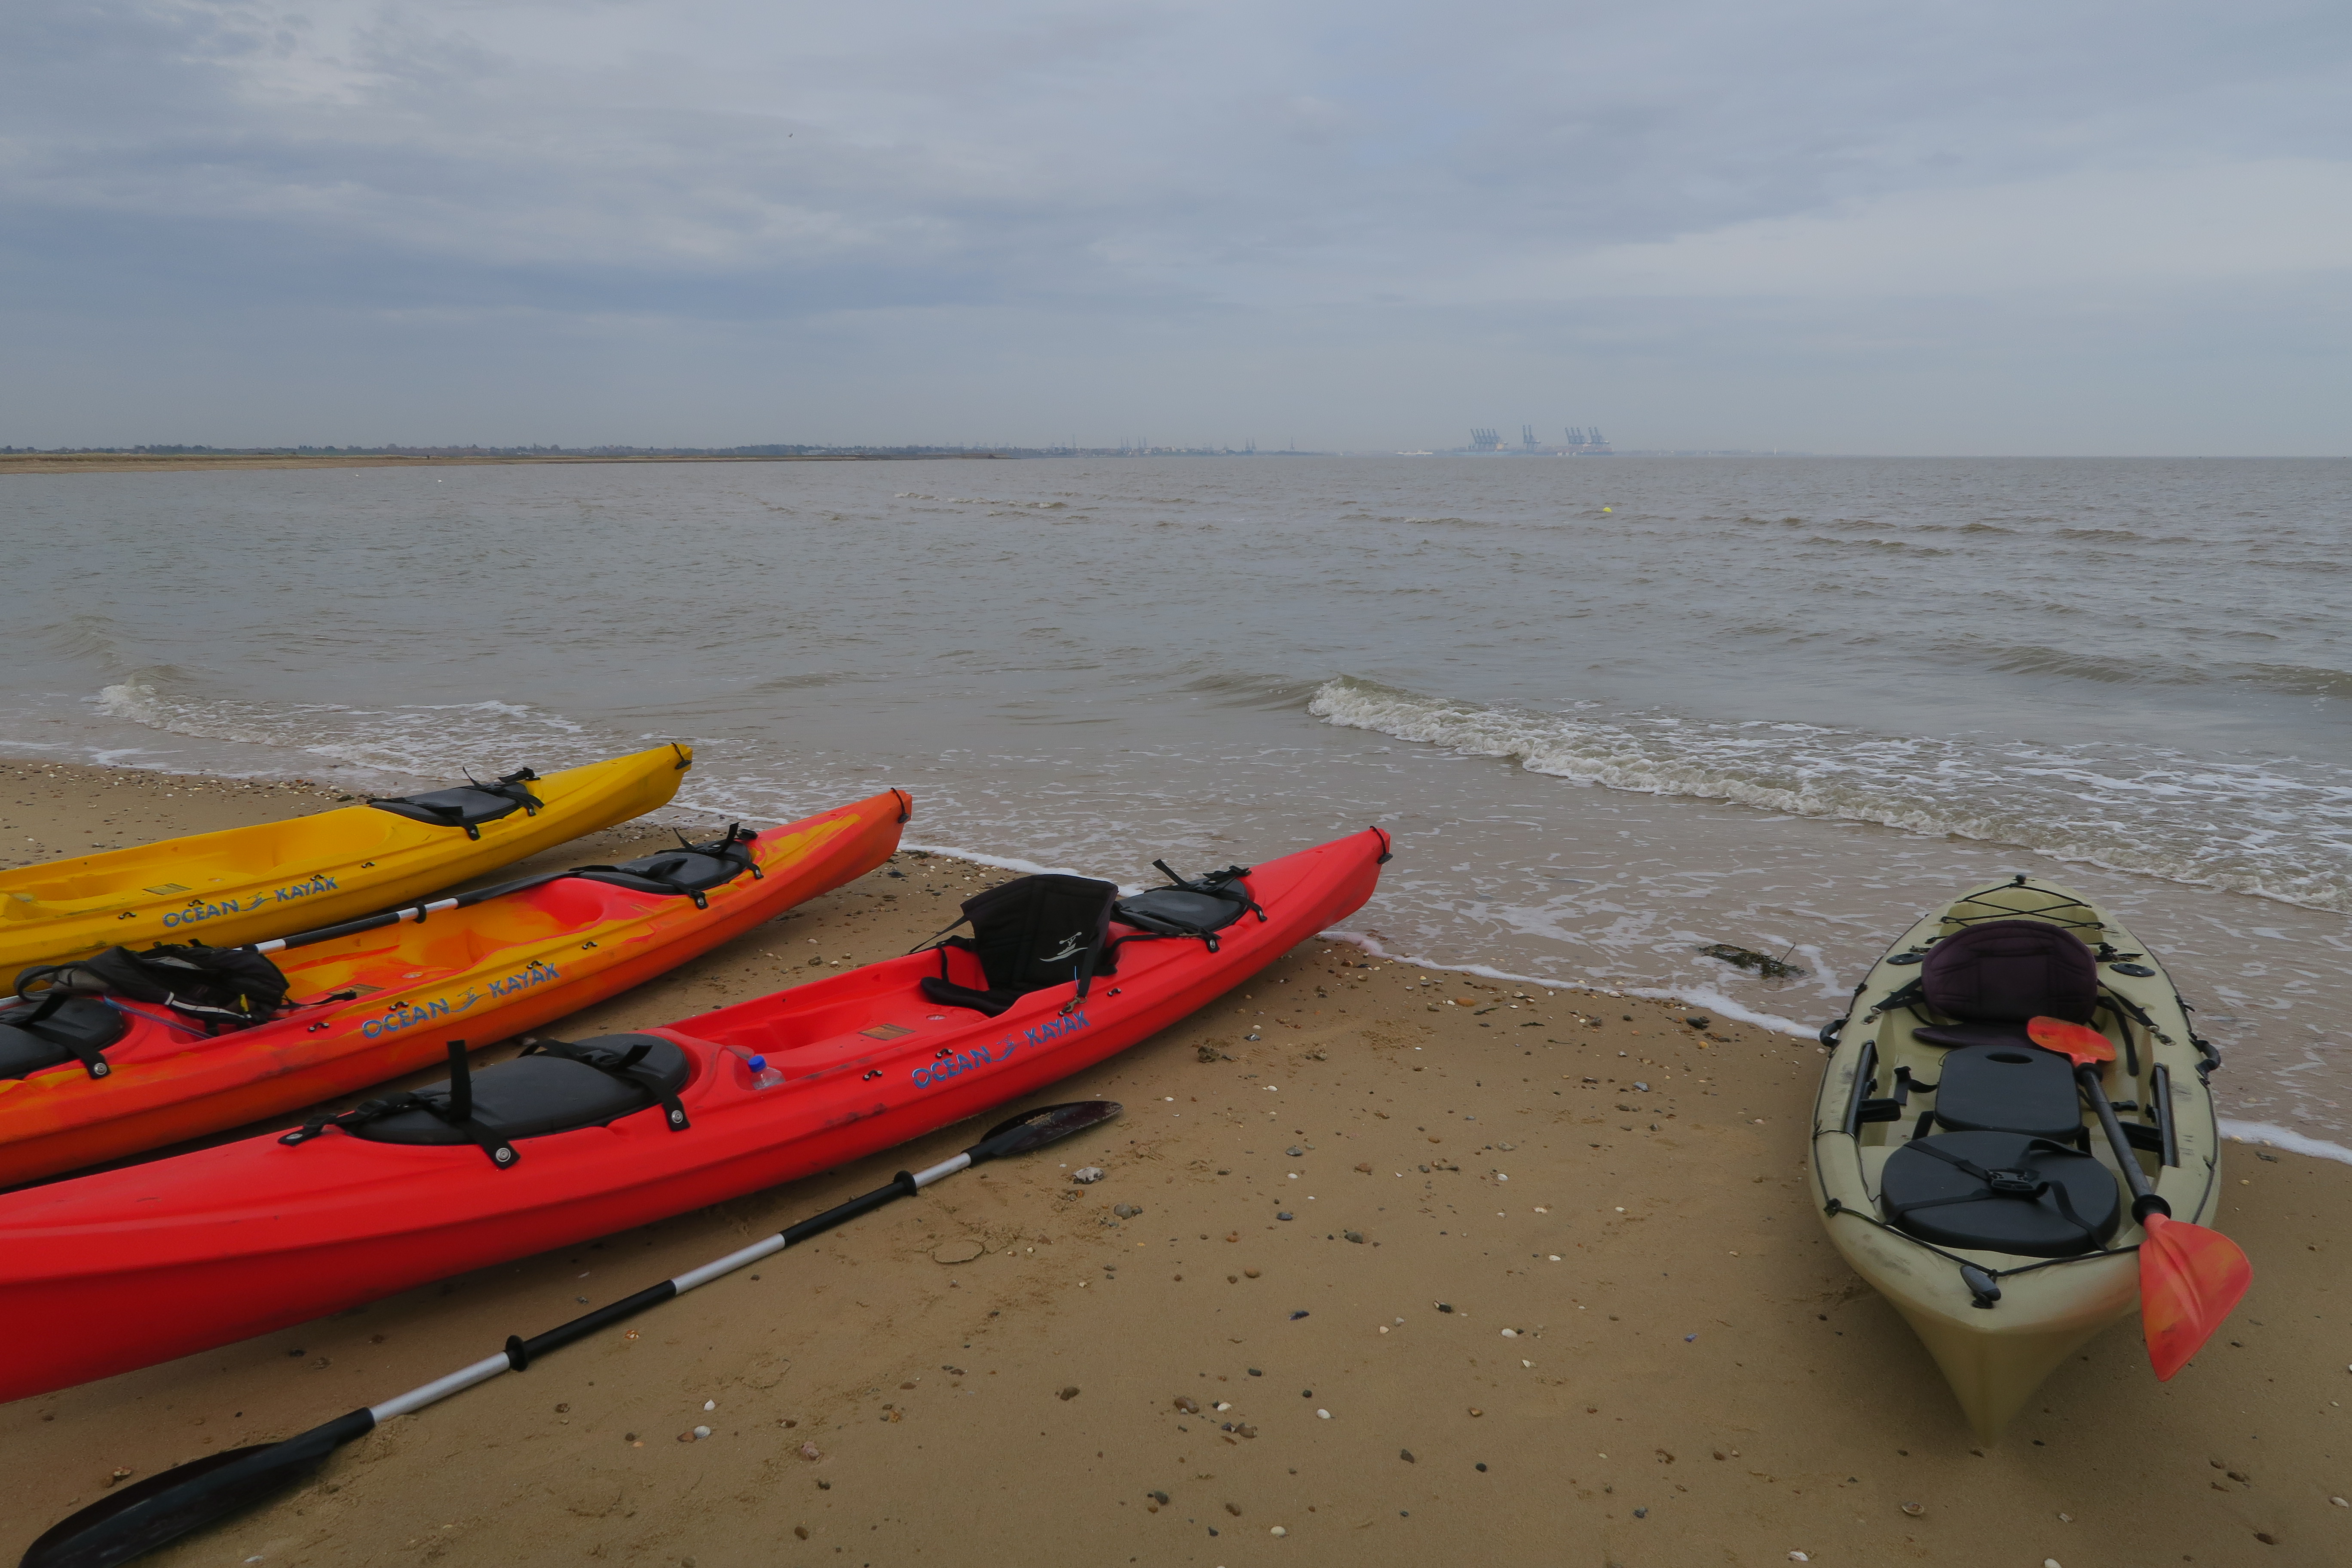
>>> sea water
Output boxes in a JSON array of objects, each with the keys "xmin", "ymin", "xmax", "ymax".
[{"xmin": 3, "ymin": 456, "xmax": 2345, "ymax": 1153}]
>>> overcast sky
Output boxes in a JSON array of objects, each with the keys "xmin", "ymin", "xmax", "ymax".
[{"xmin": 5, "ymin": 1, "xmax": 2347, "ymax": 453}]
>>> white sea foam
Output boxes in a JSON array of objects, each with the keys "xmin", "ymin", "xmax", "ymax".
[
  {"xmin": 2217, "ymin": 1120, "xmax": 2352, "ymax": 1169},
  {"xmin": 92, "ymin": 676, "xmax": 600, "ymax": 789},
  {"xmin": 1309, "ymin": 675, "xmax": 2352, "ymax": 914}
]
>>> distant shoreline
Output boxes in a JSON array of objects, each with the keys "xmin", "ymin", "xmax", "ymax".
[{"xmin": 0, "ymin": 451, "xmax": 1005, "ymax": 476}]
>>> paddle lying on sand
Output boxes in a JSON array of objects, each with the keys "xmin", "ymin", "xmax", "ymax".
[
  {"xmin": 21, "ymin": 1099, "xmax": 1122, "ymax": 1568},
  {"xmin": 2028, "ymin": 1015, "xmax": 2252, "ymax": 1380}
]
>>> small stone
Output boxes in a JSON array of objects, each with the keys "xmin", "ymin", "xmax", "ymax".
[
  {"xmin": 1287, "ymin": 1146, "xmax": 1305, "ymax": 1157},
  {"xmin": 1355, "ymin": 1162, "xmax": 1373, "ymax": 1173},
  {"xmin": 1344, "ymin": 1230, "xmax": 1365, "ymax": 1243},
  {"xmin": 703, "ymin": 1400, "xmax": 716, "ymax": 1411},
  {"xmin": 1317, "ymin": 1409, "xmax": 1331, "ymax": 1419},
  {"xmin": 1245, "ymin": 1267, "xmax": 1261, "ymax": 1278},
  {"xmin": 1437, "ymin": 1303, "xmax": 1453, "ymax": 1313},
  {"xmin": 2044, "ymin": 1560, "xmax": 2062, "ymax": 1568},
  {"xmin": 799, "ymin": 1442, "xmax": 822, "ymax": 1460},
  {"xmin": 1788, "ymin": 1556, "xmax": 1809, "ymax": 1564},
  {"xmin": 1401, "ymin": 1449, "xmax": 1416, "ymax": 1462},
  {"xmin": 1148, "ymin": 1491, "xmax": 1170, "ymax": 1505},
  {"xmin": 1277, "ymin": 1211, "xmax": 1295, "ymax": 1221},
  {"xmin": 1058, "ymin": 1385, "xmax": 1081, "ymax": 1400},
  {"xmin": 1270, "ymin": 1526, "xmax": 1288, "ymax": 1537},
  {"xmin": 1226, "ymin": 1503, "xmax": 1243, "ymax": 1516},
  {"xmin": 677, "ymin": 1430, "xmax": 696, "ymax": 1442},
  {"xmin": 1175, "ymin": 1396, "xmax": 1200, "ymax": 1414},
  {"xmin": 1072, "ymin": 1167, "xmax": 1105, "ymax": 1184},
  {"xmin": 1476, "ymin": 1462, "xmax": 1488, "ymax": 1472},
  {"xmin": 554, "ymin": 1403, "xmax": 570, "ymax": 1414},
  {"xmin": 1112, "ymin": 1203, "xmax": 1142, "ymax": 1218},
  {"xmin": 794, "ymin": 1526, "xmax": 809, "ymax": 1540},
  {"xmin": 1685, "ymin": 1015, "xmax": 1711, "ymax": 1028},
  {"xmin": 1469, "ymin": 1407, "xmax": 1483, "ymax": 1417},
  {"xmin": 1633, "ymin": 1507, "xmax": 1648, "ymax": 1518},
  {"xmin": 1901, "ymin": 1502, "xmax": 1924, "ymax": 1517},
  {"xmin": 817, "ymin": 1479, "xmax": 830, "ymax": 1489},
  {"xmin": 1290, "ymin": 1310, "xmax": 1310, "ymax": 1320}
]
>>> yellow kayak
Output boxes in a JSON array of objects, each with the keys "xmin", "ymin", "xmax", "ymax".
[{"xmin": 0, "ymin": 744, "xmax": 692, "ymax": 974}]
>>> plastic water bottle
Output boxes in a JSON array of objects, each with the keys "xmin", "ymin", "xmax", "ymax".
[{"xmin": 724, "ymin": 1044, "xmax": 783, "ymax": 1090}]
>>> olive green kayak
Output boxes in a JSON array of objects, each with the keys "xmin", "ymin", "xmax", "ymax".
[{"xmin": 1807, "ymin": 876, "xmax": 2225, "ymax": 1440}]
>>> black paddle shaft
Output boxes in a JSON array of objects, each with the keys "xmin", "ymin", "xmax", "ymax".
[{"xmin": 2077, "ymin": 1064, "xmax": 2170, "ymax": 1222}]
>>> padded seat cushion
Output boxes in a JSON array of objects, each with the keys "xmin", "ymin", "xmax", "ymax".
[
  {"xmin": 367, "ymin": 785, "xmax": 528, "ymax": 829},
  {"xmin": 1881, "ymin": 1130, "xmax": 2120, "ymax": 1258},
  {"xmin": 350, "ymin": 1035, "xmax": 689, "ymax": 1145},
  {"xmin": 577, "ymin": 846, "xmax": 750, "ymax": 898},
  {"xmin": 0, "ymin": 998, "xmax": 128, "ymax": 1079},
  {"xmin": 1929, "ymin": 1043, "xmax": 2085, "ymax": 1142},
  {"xmin": 1116, "ymin": 886, "xmax": 1251, "ymax": 934}
]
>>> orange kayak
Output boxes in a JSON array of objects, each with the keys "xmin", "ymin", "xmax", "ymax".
[{"xmin": 0, "ymin": 790, "xmax": 909, "ymax": 1187}]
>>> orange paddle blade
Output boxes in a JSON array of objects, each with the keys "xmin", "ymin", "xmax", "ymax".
[
  {"xmin": 2027, "ymin": 1015, "xmax": 2115, "ymax": 1066},
  {"xmin": 2140, "ymin": 1212, "xmax": 2252, "ymax": 1381}
]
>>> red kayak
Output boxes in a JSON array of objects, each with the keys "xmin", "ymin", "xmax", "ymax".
[{"xmin": 0, "ymin": 828, "xmax": 1388, "ymax": 1401}]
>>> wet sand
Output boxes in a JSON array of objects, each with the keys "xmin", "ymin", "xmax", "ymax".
[{"xmin": 3, "ymin": 763, "xmax": 2348, "ymax": 1566}]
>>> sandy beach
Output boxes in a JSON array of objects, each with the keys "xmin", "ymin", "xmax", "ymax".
[{"xmin": 3, "ymin": 762, "xmax": 2347, "ymax": 1567}]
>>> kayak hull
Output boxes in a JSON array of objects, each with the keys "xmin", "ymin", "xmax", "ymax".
[
  {"xmin": 0, "ymin": 745, "xmax": 693, "ymax": 974},
  {"xmin": 0, "ymin": 791, "xmax": 910, "ymax": 1187},
  {"xmin": 0, "ymin": 828, "xmax": 1385, "ymax": 1402},
  {"xmin": 1807, "ymin": 878, "xmax": 2224, "ymax": 1440}
]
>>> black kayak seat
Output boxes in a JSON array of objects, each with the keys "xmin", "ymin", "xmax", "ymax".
[
  {"xmin": 348, "ymin": 1035, "xmax": 689, "ymax": 1146},
  {"xmin": 574, "ymin": 846, "xmax": 751, "ymax": 900},
  {"xmin": 0, "ymin": 997, "xmax": 129, "ymax": 1079},
  {"xmin": 367, "ymin": 769, "xmax": 542, "ymax": 838},
  {"xmin": 1115, "ymin": 885, "xmax": 1253, "ymax": 937},
  {"xmin": 1924, "ymin": 1043, "xmax": 2085, "ymax": 1143},
  {"xmin": 1881, "ymin": 1130, "xmax": 2120, "ymax": 1258},
  {"xmin": 920, "ymin": 875, "xmax": 1120, "ymax": 1018}
]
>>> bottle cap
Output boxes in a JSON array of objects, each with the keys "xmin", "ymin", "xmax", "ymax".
[{"xmin": 748, "ymin": 1055, "xmax": 766, "ymax": 1071}]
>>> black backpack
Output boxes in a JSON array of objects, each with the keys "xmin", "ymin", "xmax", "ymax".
[{"xmin": 15, "ymin": 943, "xmax": 292, "ymax": 1034}]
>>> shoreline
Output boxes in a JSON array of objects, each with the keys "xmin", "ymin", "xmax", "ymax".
[
  {"xmin": 0, "ymin": 453, "xmax": 1008, "ymax": 476},
  {"xmin": 6, "ymin": 763, "xmax": 2349, "ymax": 1564}
]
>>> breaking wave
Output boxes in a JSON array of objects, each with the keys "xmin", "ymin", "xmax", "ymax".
[{"xmin": 1308, "ymin": 675, "xmax": 2352, "ymax": 913}]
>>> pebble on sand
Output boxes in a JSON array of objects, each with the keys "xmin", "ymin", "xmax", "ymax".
[
  {"xmin": 1072, "ymin": 1167, "xmax": 1105, "ymax": 1184},
  {"xmin": 798, "ymin": 1442, "xmax": 823, "ymax": 1460}
]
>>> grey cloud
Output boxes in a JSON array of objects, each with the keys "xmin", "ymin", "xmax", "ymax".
[{"xmin": 3, "ymin": 0, "xmax": 2348, "ymax": 450}]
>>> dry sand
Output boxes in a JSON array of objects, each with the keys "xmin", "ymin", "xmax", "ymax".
[{"xmin": 3, "ymin": 761, "xmax": 2349, "ymax": 1566}]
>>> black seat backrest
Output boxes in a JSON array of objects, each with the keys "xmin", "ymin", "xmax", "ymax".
[
  {"xmin": 368, "ymin": 768, "xmax": 542, "ymax": 836},
  {"xmin": 919, "ymin": 875, "xmax": 1118, "ymax": 1017},
  {"xmin": 1921, "ymin": 919, "xmax": 2095, "ymax": 1024},
  {"xmin": 0, "ymin": 997, "xmax": 130, "ymax": 1080}
]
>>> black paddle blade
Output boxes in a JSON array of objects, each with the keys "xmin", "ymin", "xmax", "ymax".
[
  {"xmin": 23, "ymin": 1410, "xmax": 372, "ymax": 1568},
  {"xmin": 968, "ymin": 1100, "xmax": 1121, "ymax": 1161}
]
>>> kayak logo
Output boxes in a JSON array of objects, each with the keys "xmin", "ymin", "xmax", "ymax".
[
  {"xmin": 484, "ymin": 960, "xmax": 560, "ymax": 1000},
  {"xmin": 158, "ymin": 874, "xmax": 340, "ymax": 928},
  {"xmin": 358, "ymin": 962, "xmax": 558, "ymax": 1038},
  {"xmin": 908, "ymin": 1009, "xmax": 1090, "ymax": 1088},
  {"xmin": 1043, "ymin": 930, "xmax": 1087, "ymax": 964}
]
